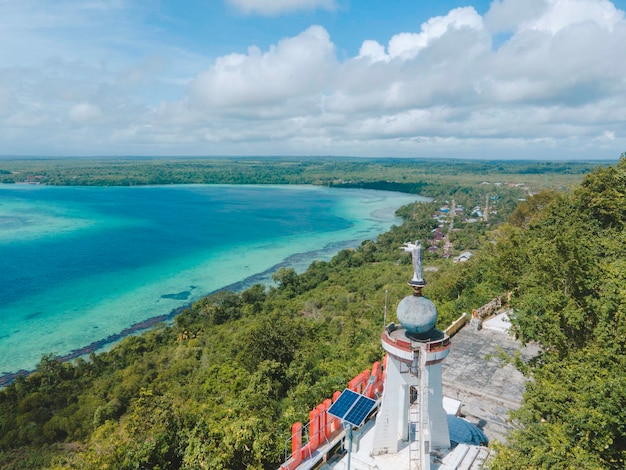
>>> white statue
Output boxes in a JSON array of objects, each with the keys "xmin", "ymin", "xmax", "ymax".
[{"xmin": 401, "ymin": 240, "xmax": 425, "ymax": 286}]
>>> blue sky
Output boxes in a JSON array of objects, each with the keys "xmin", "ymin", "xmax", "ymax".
[
  {"xmin": 1, "ymin": 0, "xmax": 626, "ymax": 159},
  {"xmin": 149, "ymin": 1, "xmax": 494, "ymax": 59}
]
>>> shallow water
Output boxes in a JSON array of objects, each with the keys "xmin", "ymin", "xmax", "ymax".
[{"xmin": 0, "ymin": 184, "xmax": 423, "ymax": 373}]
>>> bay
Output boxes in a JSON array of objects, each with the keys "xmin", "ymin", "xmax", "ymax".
[{"xmin": 0, "ymin": 184, "xmax": 423, "ymax": 374}]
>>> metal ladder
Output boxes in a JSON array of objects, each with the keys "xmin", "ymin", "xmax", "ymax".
[
  {"xmin": 409, "ymin": 398, "xmax": 421, "ymax": 469},
  {"xmin": 409, "ymin": 346, "xmax": 428, "ymax": 470}
]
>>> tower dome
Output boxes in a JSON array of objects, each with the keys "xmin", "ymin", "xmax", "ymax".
[{"xmin": 396, "ymin": 294, "xmax": 438, "ymax": 335}]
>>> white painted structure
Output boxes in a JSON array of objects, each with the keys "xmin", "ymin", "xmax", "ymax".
[{"xmin": 372, "ymin": 324, "xmax": 451, "ymax": 469}]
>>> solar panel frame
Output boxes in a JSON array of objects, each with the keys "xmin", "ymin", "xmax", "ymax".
[
  {"xmin": 328, "ymin": 389, "xmax": 377, "ymax": 427},
  {"xmin": 327, "ymin": 389, "xmax": 359, "ymax": 420},
  {"xmin": 344, "ymin": 395, "xmax": 377, "ymax": 426}
]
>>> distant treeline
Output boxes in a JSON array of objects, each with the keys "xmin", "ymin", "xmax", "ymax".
[{"xmin": 0, "ymin": 156, "xmax": 600, "ymax": 189}]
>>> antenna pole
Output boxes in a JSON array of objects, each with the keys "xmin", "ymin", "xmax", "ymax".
[{"xmin": 384, "ymin": 289, "xmax": 388, "ymax": 326}]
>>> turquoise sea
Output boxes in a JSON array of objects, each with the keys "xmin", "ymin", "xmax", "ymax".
[{"xmin": 0, "ymin": 184, "xmax": 423, "ymax": 374}]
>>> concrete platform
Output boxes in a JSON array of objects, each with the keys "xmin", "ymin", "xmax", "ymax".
[
  {"xmin": 441, "ymin": 325, "xmax": 540, "ymax": 443},
  {"xmin": 482, "ymin": 311, "xmax": 514, "ymax": 335}
]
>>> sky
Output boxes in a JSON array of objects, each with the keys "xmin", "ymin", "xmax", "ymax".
[{"xmin": 1, "ymin": 0, "xmax": 626, "ymax": 160}]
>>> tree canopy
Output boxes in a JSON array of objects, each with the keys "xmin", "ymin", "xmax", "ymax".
[{"xmin": 490, "ymin": 158, "xmax": 626, "ymax": 469}]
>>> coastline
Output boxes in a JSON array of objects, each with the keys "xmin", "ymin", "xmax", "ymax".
[
  {"xmin": 0, "ymin": 237, "xmax": 366, "ymax": 387},
  {"xmin": 0, "ymin": 184, "xmax": 422, "ymax": 385}
]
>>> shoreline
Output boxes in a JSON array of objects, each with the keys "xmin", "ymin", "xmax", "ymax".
[{"xmin": 0, "ymin": 238, "xmax": 364, "ymax": 387}]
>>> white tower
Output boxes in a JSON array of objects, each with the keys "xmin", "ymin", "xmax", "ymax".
[{"xmin": 372, "ymin": 241, "xmax": 451, "ymax": 469}]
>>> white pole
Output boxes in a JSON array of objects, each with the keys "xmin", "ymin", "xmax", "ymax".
[{"xmin": 346, "ymin": 426, "xmax": 353, "ymax": 470}]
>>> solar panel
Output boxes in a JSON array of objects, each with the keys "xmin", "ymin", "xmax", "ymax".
[
  {"xmin": 328, "ymin": 389, "xmax": 359, "ymax": 419},
  {"xmin": 344, "ymin": 395, "xmax": 377, "ymax": 426},
  {"xmin": 328, "ymin": 389, "xmax": 377, "ymax": 427}
]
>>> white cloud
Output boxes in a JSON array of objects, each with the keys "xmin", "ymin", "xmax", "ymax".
[
  {"xmin": 388, "ymin": 7, "xmax": 484, "ymax": 60},
  {"xmin": 486, "ymin": 0, "xmax": 624, "ymax": 34},
  {"xmin": 226, "ymin": 0, "xmax": 337, "ymax": 15},
  {"xmin": 0, "ymin": 1, "xmax": 141, "ymax": 68},
  {"xmin": 601, "ymin": 130, "xmax": 616, "ymax": 140},
  {"xmin": 358, "ymin": 40, "xmax": 387, "ymax": 63},
  {"xmin": 484, "ymin": 0, "xmax": 548, "ymax": 33},
  {"xmin": 0, "ymin": 85, "xmax": 13, "ymax": 117},
  {"xmin": 189, "ymin": 26, "xmax": 337, "ymax": 108},
  {"xmin": 525, "ymin": 0, "xmax": 624, "ymax": 33},
  {"xmin": 69, "ymin": 103, "xmax": 102, "ymax": 122},
  {"xmin": 358, "ymin": 7, "xmax": 484, "ymax": 62},
  {"xmin": 1, "ymin": 0, "xmax": 626, "ymax": 159}
]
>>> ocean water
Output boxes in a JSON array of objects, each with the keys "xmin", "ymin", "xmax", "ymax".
[{"xmin": 0, "ymin": 184, "xmax": 423, "ymax": 374}]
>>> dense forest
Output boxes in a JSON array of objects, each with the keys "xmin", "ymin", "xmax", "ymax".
[
  {"xmin": 1, "ymin": 157, "xmax": 625, "ymax": 469},
  {"xmin": 489, "ymin": 158, "xmax": 626, "ymax": 469},
  {"xmin": 0, "ymin": 156, "xmax": 596, "ymax": 191}
]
